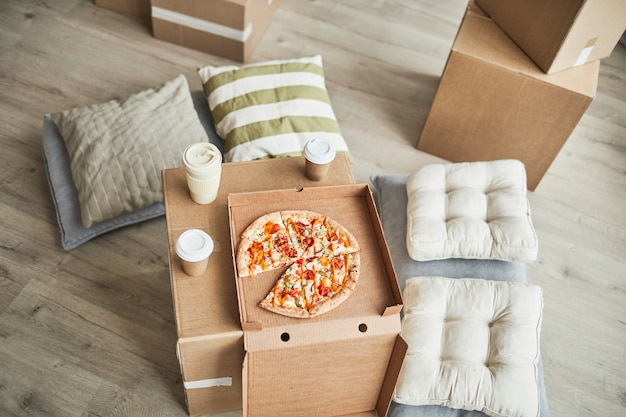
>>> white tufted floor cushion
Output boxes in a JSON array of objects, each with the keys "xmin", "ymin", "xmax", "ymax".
[
  {"xmin": 394, "ymin": 277, "xmax": 544, "ymax": 417},
  {"xmin": 406, "ymin": 160, "xmax": 538, "ymax": 262}
]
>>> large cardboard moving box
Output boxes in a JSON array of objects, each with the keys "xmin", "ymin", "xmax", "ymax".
[
  {"xmin": 475, "ymin": 0, "xmax": 626, "ymax": 74},
  {"xmin": 163, "ymin": 156, "xmax": 360, "ymax": 416},
  {"xmin": 151, "ymin": 0, "xmax": 282, "ymax": 62},
  {"xmin": 417, "ymin": 4, "xmax": 599, "ymax": 190},
  {"xmin": 228, "ymin": 185, "xmax": 406, "ymax": 417}
]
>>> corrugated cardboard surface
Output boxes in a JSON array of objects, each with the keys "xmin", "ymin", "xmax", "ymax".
[
  {"xmin": 163, "ymin": 155, "xmax": 354, "ymax": 416},
  {"xmin": 163, "ymin": 155, "xmax": 356, "ymax": 415},
  {"xmin": 417, "ymin": 6, "xmax": 599, "ymax": 190},
  {"xmin": 177, "ymin": 334, "xmax": 244, "ymax": 415},
  {"xmin": 475, "ymin": 0, "xmax": 626, "ymax": 73},
  {"xmin": 95, "ymin": 0, "xmax": 151, "ymax": 19},
  {"xmin": 228, "ymin": 184, "xmax": 405, "ymax": 417},
  {"xmin": 164, "ymin": 156, "xmax": 355, "ymax": 339},
  {"xmin": 228, "ymin": 184, "xmax": 402, "ymax": 333},
  {"xmin": 243, "ymin": 335, "xmax": 407, "ymax": 417},
  {"xmin": 151, "ymin": 0, "xmax": 282, "ymax": 62}
]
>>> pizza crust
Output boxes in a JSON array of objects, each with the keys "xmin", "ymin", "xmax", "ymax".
[{"xmin": 259, "ymin": 298, "xmax": 312, "ymax": 319}]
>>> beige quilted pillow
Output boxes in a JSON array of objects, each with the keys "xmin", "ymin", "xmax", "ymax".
[
  {"xmin": 395, "ymin": 277, "xmax": 544, "ymax": 417},
  {"xmin": 51, "ymin": 75, "xmax": 208, "ymax": 227},
  {"xmin": 406, "ymin": 160, "xmax": 538, "ymax": 262}
]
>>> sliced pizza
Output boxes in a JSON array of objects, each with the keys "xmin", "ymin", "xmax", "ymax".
[
  {"xmin": 319, "ymin": 215, "xmax": 360, "ymax": 257},
  {"xmin": 237, "ymin": 212, "xmax": 303, "ymax": 277},
  {"xmin": 280, "ymin": 210, "xmax": 326, "ymax": 259},
  {"xmin": 259, "ymin": 252, "xmax": 361, "ymax": 318},
  {"xmin": 236, "ymin": 209, "xmax": 361, "ymax": 318}
]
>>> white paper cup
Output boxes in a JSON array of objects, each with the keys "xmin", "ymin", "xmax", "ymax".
[
  {"xmin": 183, "ymin": 143, "xmax": 222, "ymax": 204},
  {"xmin": 175, "ymin": 229, "xmax": 214, "ymax": 277},
  {"xmin": 303, "ymin": 139, "xmax": 336, "ymax": 181}
]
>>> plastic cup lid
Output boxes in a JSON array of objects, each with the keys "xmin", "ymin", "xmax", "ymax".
[
  {"xmin": 304, "ymin": 139, "xmax": 336, "ymax": 164},
  {"xmin": 176, "ymin": 229, "xmax": 214, "ymax": 262},
  {"xmin": 183, "ymin": 143, "xmax": 222, "ymax": 170}
]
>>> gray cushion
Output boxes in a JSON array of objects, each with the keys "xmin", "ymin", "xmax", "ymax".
[
  {"xmin": 369, "ymin": 174, "xmax": 550, "ymax": 417},
  {"xmin": 43, "ymin": 90, "xmax": 223, "ymax": 250},
  {"xmin": 49, "ymin": 75, "xmax": 210, "ymax": 228}
]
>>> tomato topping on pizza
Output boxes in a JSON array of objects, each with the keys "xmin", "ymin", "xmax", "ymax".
[{"xmin": 236, "ymin": 210, "xmax": 361, "ymax": 318}]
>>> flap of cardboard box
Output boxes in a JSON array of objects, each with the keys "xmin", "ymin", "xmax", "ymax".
[
  {"xmin": 241, "ymin": 334, "xmax": 408, "ymax": 417},
  {"xmin": 228, "ymin": 184, "xmax": 403, "ymax": 338},
  {"xmin": 244, "ymin": 313, "xmax": 401, "ymax": 352},
  {"xmin": 455, "ymin": 5, "xmax": 599, "ymax": 96}
]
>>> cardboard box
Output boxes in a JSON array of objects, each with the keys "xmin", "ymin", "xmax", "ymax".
[
  {"xmin": 163, "ymin": 155, "xmax": 358, "ymax": 415},
  {"xmin": 416, "ymin": 4, "xmax": 599, "ymax": 190},
  {"xmin": 177, "ymin": 335, "xmax": 244, "ymax": 415},
  {"xmin": 228, "ymin": 184, "xmax": 406, "ymax": 416},
  {"xmin": 475, "ymin": 0, "xmax": 626, "ymax": 74},
  {"xmin": 94, "ymin": 0, "xmax": 151, "ymax": 19},
  {"xmin": 151, "ymin": 0, "xmax": 282, "ymax": 62},
  {"xmin": 243, "ymin": 334, "xmax": 407, "ymax": 417}
]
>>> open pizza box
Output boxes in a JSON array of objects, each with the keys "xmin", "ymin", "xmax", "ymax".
[{"xmin": 228, "ymin": 183, "xmax": 407, "ymax": 417}]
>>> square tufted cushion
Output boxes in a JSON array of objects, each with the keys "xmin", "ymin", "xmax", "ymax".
[
  {"xmin": 370, "ymin": 174, "xmax": 550, "ymax": 417},
  {"xmin": 370, "ymin": 174, "xmax": 527, "ymax": 291},
  {"xmin": 406, "ymin": 160, "xmax": 538, "ymax": 262},
  {"xmin": 395, "ymin": 277, "xmax": 544, "ymax": 417},
  {"xmin": 197, "ymin": 55, "xmax": 351, "ymax": 162},
  {"xmin": 49, "ymin": 74, "xmax": 209, "ymax": 229}
]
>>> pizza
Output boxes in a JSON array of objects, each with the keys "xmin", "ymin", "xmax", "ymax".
[
  {"xmin": 259, "ymin": 253, "xmax": 360, "ymax": 318},
  {"xmin": 235, "ymin": 212, "xmax": 302, "ymax": 278},
  {"xmin": 236, "ymin": 210, "xmax": 361, "ymax": 318}
]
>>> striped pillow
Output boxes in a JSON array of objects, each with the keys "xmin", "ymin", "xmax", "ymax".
[{"xmin": 197, "ymin": 55, "xmax": 350, "ymax": 162}]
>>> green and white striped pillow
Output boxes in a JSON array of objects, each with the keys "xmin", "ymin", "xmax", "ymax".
[{"xmin": 197, "ymin": 55, "xmax": 350, "ymax": 162}]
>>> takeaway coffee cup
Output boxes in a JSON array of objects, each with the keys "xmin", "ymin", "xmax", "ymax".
[
  {"xmin": 183, "ymin": 142, "xmax": 222, "ymax": 204},
  {"xmin": 303, "ymin": 138, "xmax": 336, "ymax": 181},
  {"xmin": 176, "ymin": 229, "xmax": 214, "ymax": 277}
]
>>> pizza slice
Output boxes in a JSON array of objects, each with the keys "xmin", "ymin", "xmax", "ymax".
[
  {"xmin": 259, "ymin": 252, "xmax": 360, "ymax": 318},
  {"xmin": 318, "ymin": 215, "xmax": 361, "ymax": 258},
  {"xmin": 280, "ymin": 210, "xmax": 326, "ymax": 259},
  {"xmin": 237, "ymin": 212, "xmax": 303, "ymax": 277}
]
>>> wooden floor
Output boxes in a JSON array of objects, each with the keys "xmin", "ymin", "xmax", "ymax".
[{"xmin": 1, "ymin": 0, "xmax": 625, "ymax": 416}]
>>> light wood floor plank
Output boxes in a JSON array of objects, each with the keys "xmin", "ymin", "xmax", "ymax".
[{"xmin": 1, "ymin": 0, "xmax": 624, "ymax": 416}]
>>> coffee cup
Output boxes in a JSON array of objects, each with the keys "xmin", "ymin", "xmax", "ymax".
[
  {"xmin": 303, "ymin": 139, "xmax": 336, "ymax": 181},
  {"xmin": 183, "ymin": 142, "xmax": 222, "ymax": 204},
  {"xmin": 175, "ymin": 229, "xmax": 214, "ymax": 277}
]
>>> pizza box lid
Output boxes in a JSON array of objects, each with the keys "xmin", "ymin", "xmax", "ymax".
[{"xmin": 227, "ymin": 183, "xmax": 403, "ymax": 345}]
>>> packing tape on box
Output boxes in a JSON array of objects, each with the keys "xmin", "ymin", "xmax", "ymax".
[
  {"xmin": 184, "ymin": 376, "xmax": 233, "ymax": 390},
  {"xmin": 574, "ymin": 37, "xmax": 598, "ymax": 67},
  {"xmin": 152, "ymin": 6, "xmax": 252, "ymax": 42}
]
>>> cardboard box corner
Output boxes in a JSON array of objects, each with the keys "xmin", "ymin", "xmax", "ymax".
[{"xmin": 417, "ymin": 3, "xmax": 599, "ymax": 190}]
